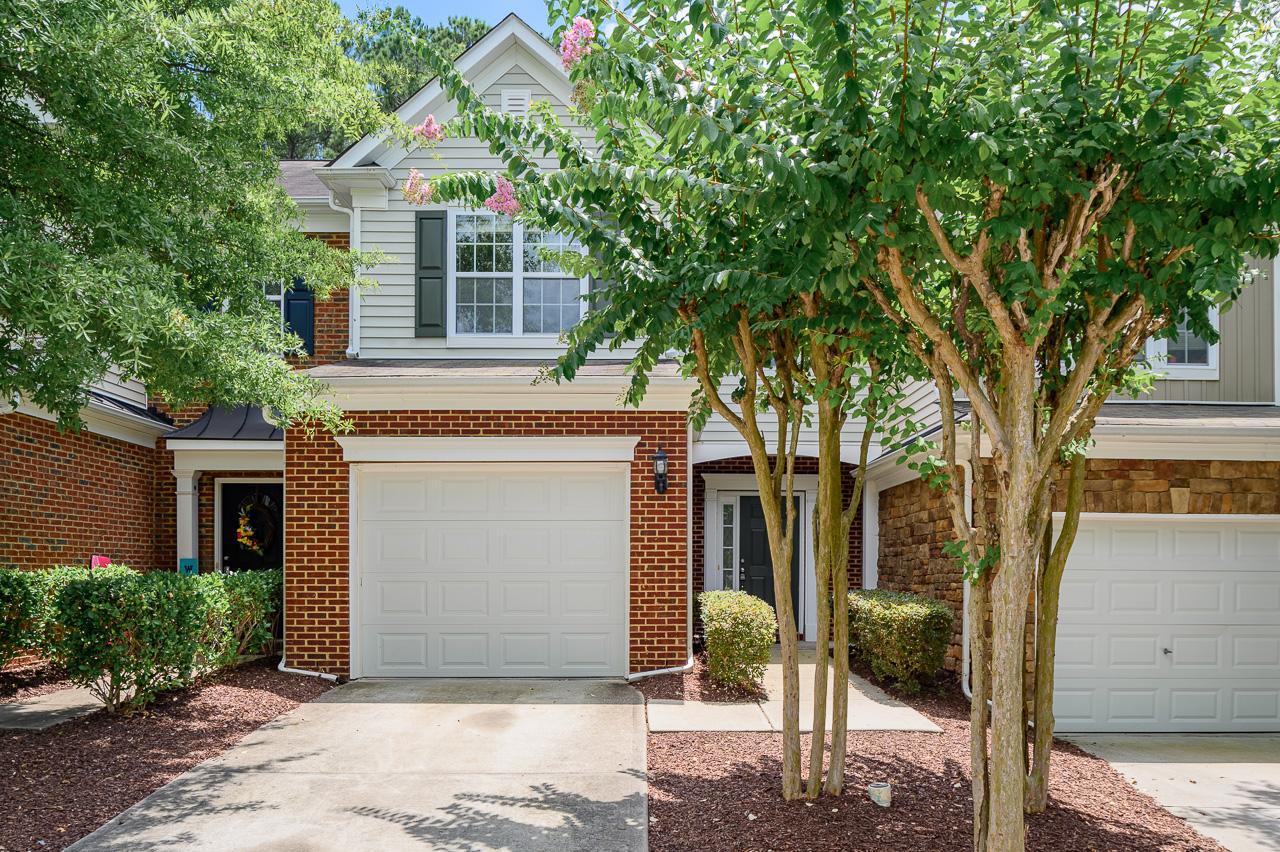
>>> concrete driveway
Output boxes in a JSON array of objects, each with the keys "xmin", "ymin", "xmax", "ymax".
[
  {"xmin": 71, "ymin": 679, "xmax": 647, "ymax": 852},
  {"xmin": 1066, "ymin": 734, "xmax": 1280, "ymax": 852}
]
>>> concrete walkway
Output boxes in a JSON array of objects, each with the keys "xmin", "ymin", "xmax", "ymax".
[
  {"xmin": 0, "ymin": 685, "xmax": 100, "ymax": 730},
  {"xmin": 1066, "ymin": 734, "xmax": 1280, "ymax": 852},
  {"xmin": 647, "ymin": 647, "xmax": 940, "ymax": 733},
  {"xmin": 70, "ymin": 679, "xmax": 647, "ymax": 852}
]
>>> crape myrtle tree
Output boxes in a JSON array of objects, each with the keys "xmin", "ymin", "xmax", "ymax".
[
  {"xmin": 1, "ymin": 0, "xmax": 388, "ymax": 431},
  {"xmin": 852, "ymin": 1, "xmax": 1278, "ymax": 850},
  {"xmin": 396, "ymin": 3, "xmax": 918, "ymax": 800}
]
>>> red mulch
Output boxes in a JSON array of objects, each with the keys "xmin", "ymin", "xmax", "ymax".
[
  {"xmin": 635, "ymin": 655, "xmax": 766, "ymax": 703},
  {"xmin": 641, "ymin": 671, "xmax": 1223, "ymax": 852},
  {"xmin": 0, "ymin": 656, "xmax": 332, "ymax": 852},
  {"xmin": 0, "ymin": 660, "xmax": 73, "ymax": 704}
]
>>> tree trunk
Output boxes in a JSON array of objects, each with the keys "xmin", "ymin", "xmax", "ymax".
[
  {"xmin": 757, "ymin": 479, "xmax": 804, "ymax": 799},
  {"xmin": 1025, "ymin": 452, "xmax": 1087, "ymax": 812},
  {"xmin": 969, "ymin": 567, "xmax": 993, "ymax": 852},
  {"xmin": 806, "ymin": 493, "xmax": 833, "ymax": 798}
]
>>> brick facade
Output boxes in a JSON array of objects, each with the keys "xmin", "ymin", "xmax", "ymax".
[
  {"xmin": 284, "ymin": 410, "xmax": 689, "ymax": 676},
  {"xmin": 691, "ymin": 455, "xmax": 864, "ymax": 599},
  {"xmin": 875, "ymin": 458, "xmax": 1280, "ymax": 672},
  {"xmin": 294, "ymin": 231, "xmax": 350, "ymax": 368},
  {"xmin": 1, "ymin": 412, "xmax": 158, "ymax": 571}
]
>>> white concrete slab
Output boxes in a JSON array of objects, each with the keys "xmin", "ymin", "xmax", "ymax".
[
  {"xmin": 647, "ymin": 699, "xmax": 772, "ymax": 732},
  {"xmin": 1066, "ymin": 733, "xmax": 1280, "ymax": 852},
  {"xmin": 70, "ymin": 679, "xmax": 647, "ymax": 852},
  {"xmin": 0, "ymin": 685, "xmax": 100, "ymax": 730},
  {"xmin": 646, "ymin": 647, "xmax": 940, "ymax": 734}
]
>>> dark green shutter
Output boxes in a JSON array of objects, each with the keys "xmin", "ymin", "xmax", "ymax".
[{"xmin": 415, "ymin": 211, "xmax": 447, "ymax": 337}]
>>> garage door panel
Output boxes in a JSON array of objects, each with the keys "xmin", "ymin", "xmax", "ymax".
[
  {"xmin": 356, "ymin": 465, "xmax": 628, "ymax": 677},
  {"xmin": 1055, "ymin": 516, "xmax": 1280, "ymax": 733}
]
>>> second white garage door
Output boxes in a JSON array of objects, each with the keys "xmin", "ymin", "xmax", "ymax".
[
  {"xmin": 354, "ymin": 464, "xmax": 628, "ymax": 677},
  {"xmin": 1054, "ymin": 515, "xmax": 1280, "ymax": 733}
]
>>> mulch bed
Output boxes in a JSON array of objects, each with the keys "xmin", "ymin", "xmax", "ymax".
[
  {"xmin": 640, "ymin": 666, "xmax": 1222, "ymax": 852},
  {"xmin": 0, "ymin": 656, "xmax": 332, "ymax": 852},
  {"xmin": 635, "ymin": 655, "xmax": 765, "ymax": 703},
  {"xmin": 0, "ymin": 660, "xmax": 74, "ymax": 704}
]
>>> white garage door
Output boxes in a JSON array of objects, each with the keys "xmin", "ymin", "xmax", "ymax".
[
  {"xmin": 354, "ymin": 464, "xmax": 628, "ymax": 677},
  {"xmin": 1054, "ymin": 516, "xmax": 1280, "ymax": 733}
]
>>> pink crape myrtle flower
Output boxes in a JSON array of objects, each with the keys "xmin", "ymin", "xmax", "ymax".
[
  {"xmin": 559, "ymin": 17, "xmax": 595, "ymax": 70},
  {"xmin": 483, "ymin": 176, "xmax": 520, "ymax": 216},
  {"xmin": 412, "ymin": 114, "xmax": 445, "ymax": 144},
  {"xmin": 402, "ymin": 168, "xmax": 435, "ymax": 205}
]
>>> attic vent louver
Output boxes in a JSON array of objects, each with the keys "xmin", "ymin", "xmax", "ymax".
[{"xmin": 501, "ymin": 89, "xmax": 531, "ymax": 117}]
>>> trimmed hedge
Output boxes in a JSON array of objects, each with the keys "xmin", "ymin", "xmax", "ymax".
[
  {"xmin": 698, "ymin": 590, "xmax": 776, "ymax": 688},
  {"xmin": 848, "ymin": 589, "xmax": 954, "ymax": 693},
  {"xmin": 224, "ymin": 569, "xmax": 282, "ymax": 656},
  {"xmin": 53, "ymin": 569, "xmax": 283, "ymax": 712},
  {"xmin": 0, "ymin": 565, "xmax": 136, "ymax": 666}
]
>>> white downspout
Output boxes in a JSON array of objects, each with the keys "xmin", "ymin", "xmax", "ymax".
[
  {"xmin": 277, "ymin": 659, "xmax": 338, "ymax": 682},
  {"xmin": 327, "ymin": 194, "xmax": 360, "ymax": 359}
]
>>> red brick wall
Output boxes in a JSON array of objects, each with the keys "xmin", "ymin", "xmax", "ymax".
[
  {"xmin": 295, "ymin": 232, "xmax": 349, "ymax": 368},
  {"xmin": 284, "ymin": 410, "xmax": 689, "ymax": 676},
  {"xmin": 1, "ymin": 412, "xmax": 157, "ymax": 570},
  {"xmin": 876, "ymin": 458, "xmax": 1280, "ymax": 672},
  {"xmin": 691, "ymin": 456, "xmax": 863, "ymax": 599}
]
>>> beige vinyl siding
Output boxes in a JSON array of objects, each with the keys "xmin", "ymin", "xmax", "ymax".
[
  {"xmin": 358, "ymin": 46, "xmax": 604, "ymax": 360},
  {"xmin": 93, "ymin": 367, "xmax": 148, "ymax": 407},
  {"xmin": 693, "ymin": 378, "xmax": 940, "ymax": 461},
  {"xmin": 1138, "ymin": 257, "xmax": 1274, "ymax": 403}
]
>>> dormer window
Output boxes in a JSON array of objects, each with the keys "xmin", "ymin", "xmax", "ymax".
[{"xmin": 440, "ymin": 210, "xmax": 586, "ymax": 339}]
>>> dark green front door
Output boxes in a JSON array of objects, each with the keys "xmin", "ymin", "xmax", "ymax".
[{"xmin": 738, "ymin": 495, "xmax": 800, "ymax": 628}]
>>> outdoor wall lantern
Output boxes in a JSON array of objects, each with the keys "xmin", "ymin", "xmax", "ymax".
[{"xmin": 652, "ymin": 448, "xmax": 669, "ymax": 494}]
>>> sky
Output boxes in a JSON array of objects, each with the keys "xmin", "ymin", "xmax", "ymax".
[{"xmin": 336, "ymin": 0, "xmax": 554, "ymax": 34}]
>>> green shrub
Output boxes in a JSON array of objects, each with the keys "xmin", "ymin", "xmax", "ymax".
[
  {"xmin": 847, "ymin": 589, "xmax": 954, "ymax": 692},
  {"xmin": 223, "ymin": 569, "xmax": 282, "ymax": 656},
  {"xmin": 698, "ymin": 590, "xmax": 776, "ymax": 688},
  {"xmin": 0, "ymin": 565, "xmax": 135, "ymax": 665},
  {"xmin": 54, "ymin": 571, "xmax": 232, "ymax": 711}
]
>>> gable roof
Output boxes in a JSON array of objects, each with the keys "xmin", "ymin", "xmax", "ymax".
[{"xmin": 329, "ymin": 14, "xmax": 566, "ymax": 171}]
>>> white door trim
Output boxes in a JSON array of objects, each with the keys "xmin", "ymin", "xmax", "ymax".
[
  {"xmin": 347, "ymin": 461, "xmax": 631, "ymax": 679},
  {"xmin": 335, "ymin": 435, "xmax": 641, "ymax": 463},
  {"xmin": 213, "ymin": 477, "xmax": 285, "ymax": 573},
  {"xmin": 701, "ymin": 473, "xmax": 819, "ymax": 639}
]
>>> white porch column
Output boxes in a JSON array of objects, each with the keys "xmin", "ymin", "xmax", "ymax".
[{"xmin": 173, "ymin": 468, "xmax": 200, "ymax": 570}]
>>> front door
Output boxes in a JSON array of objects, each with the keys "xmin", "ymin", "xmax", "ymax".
[
  {"xmin": 738, "ymin": 495, "xmax": 800, "ymax": 628},
  {"xmin": 219, "ymin": 482, "xmax": 284, "ymax": 572}
]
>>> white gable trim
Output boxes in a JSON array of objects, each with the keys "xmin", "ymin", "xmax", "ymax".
[{"xmin": 332, "ymin": 15, "xmax": 567, "ymax": 170}]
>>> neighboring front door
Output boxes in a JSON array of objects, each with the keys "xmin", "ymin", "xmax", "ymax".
[
  {"xmin": 739, "ymin": 495, "xmax": 800, "ymax": 628},
  {"xmin": 219, "ymin": 482, "xmax": 284, "ymax": 572}
]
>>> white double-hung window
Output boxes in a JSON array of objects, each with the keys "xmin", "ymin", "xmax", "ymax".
[
  {"xmin": 1144, "ymin": 308, "xmax": 1220, "ymax": 380},
  {"xmin": 449, "ymin": 211, "xmax": 586, "ymax": 339}
]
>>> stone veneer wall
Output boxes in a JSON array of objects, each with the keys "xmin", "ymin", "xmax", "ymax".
[{"xmin": 876, "ymin": 457, "xmax": 1280, "ymax": 673}]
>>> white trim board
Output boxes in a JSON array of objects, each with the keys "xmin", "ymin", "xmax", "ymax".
[
  {"xmin": 8, "ymin": 399, "xmax": 170, "ymax": 448},
  {"xmin": 334, "ymin": 435, "xmax": 642, "ymax": 463},
  {"xmin": 169, "ymin": 446, "xmax": 284, "ymax": 472},
  {"xmin": 320, "ymin": 377, "xmax": 694, "ymax": 412}
]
